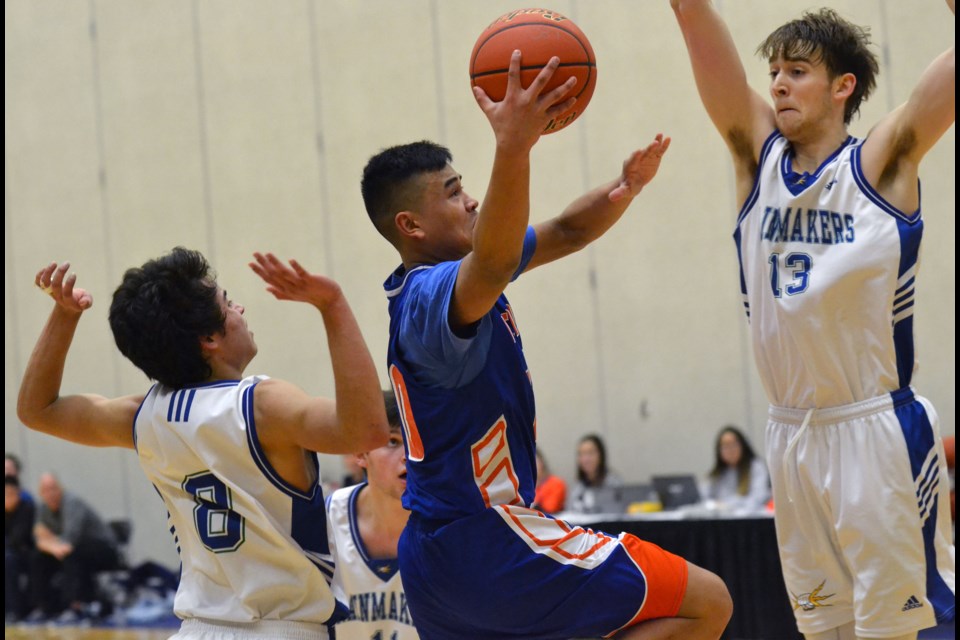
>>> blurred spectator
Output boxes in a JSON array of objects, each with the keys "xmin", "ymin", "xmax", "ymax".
[
  {"xmin": 704, "ymin": 426, "xmax": 771, "ymax": 513},
  {"xmin": 28, "ymin": 473, "xmax": 121, "ymax": 622},
  {"xmin": 568, "ymin": 434, "xmax": 621, "ymax": 513},
  {"xmin": 5, "ymin": 475, "xmax": 36, "ymax": 622},
  {"xmin": 5, "ymin": 453, "xmax": 34, "ymax": 506},
  {"xmin": 533, "ymin": 449, "xmax": 566, "ymax": 514}
]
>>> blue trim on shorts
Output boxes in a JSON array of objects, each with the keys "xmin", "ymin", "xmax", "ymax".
[{"xmin": 893, "ymin": 394, "xmax": 955, "ymax": 623}]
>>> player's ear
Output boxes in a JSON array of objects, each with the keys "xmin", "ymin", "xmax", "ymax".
[
  {"xmin": 355, "ymin": 452, "xmax": 369, "ymax": 471},
  {"xmin": 199, "ymin": 333, "xmax": 219, "ymax": 357},
  {"xmin": 834, "ymin": 72, "xmax": 856, "ymax": 101},
  {"xmin": 394, "ymin": 211, "xmax": 425, "ymax": 241}
]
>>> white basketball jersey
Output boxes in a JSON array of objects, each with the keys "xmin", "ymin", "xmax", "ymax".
[
  {"xmin": 326, "ymin": 484, "xmax": 419, "ymax": 640},
  {"xmin": 735, "ymin": 133, "xmax": 923, "ymax": 408},
  {"xmin": 135, "ymin": 376, "xmax": 339, "ymax": 625}
]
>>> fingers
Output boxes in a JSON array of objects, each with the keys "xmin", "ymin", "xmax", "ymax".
[
  {"xmin": 504, "ymin": 50, "xmax": 523, "ymax": 93},
  {"xmin": 36, "ymin": 262, "xmax": 57, "ymax": 293},
  {"xmin": 251, "ymin": 253, "xmax": 313, "ymax": 292},
  {"xmin": 35, "ymin": 262, "xmax": 70, "ymax": 296},
  {"xmin": 50, "ymin": 262, "xmax": 70, "ymax": 293},
  {"xmin": 528, "ymin": 55, "xmax": 561, "ymax": 96},
  {"xmin": 540, "ymin": 78, "xmax": 577, "ymax": 112},
  {"xmin": 472, "ymin": 85, "xmax": 494, "ymax": 110}
]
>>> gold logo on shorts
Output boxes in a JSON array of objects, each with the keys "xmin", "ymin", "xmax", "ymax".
[{"xmin": 791, "ymin": 580, "xmax": 836, "ymax": 611}]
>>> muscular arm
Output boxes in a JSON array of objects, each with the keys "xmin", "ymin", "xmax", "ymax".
[
  {"xmin": 250, "ymin": 254, "xmax": 388, "ymax": 455},
  {"xmin": 670, "ymin": 0, "xmax": 775, "ymax": 195},
  {"xmin": 451, "ymin": 51, "xmax": 577, "ymax": 329},
  {"xmin": 525, "ymin": 135, "xmax": 670, "ymax": 271},
  {"xmin": 860, "ymin": 0, "xmax": 955, "ymax": 212},
  {"xmin": 16, "ymin": 263, "xmax": 139, "ymax": 449}
]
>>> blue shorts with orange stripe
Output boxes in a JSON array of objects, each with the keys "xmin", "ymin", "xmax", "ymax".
[{"xmin": 398, "ymin": 505, "xmax": 688, "ymax": 640}]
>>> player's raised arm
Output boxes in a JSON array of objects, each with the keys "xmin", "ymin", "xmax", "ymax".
[
  {"xmin": 670, "ymin": 0, "xmax": 775, "ymax": 174},
  {"xmin": 249, "ymin": 253, "xmax": 388, "ymax": 454},
  {"xmin": 860, "ymin": 0, "xmax": 955, "ymax": 211},
  {"xmin": 524, "ymin": 134, "xmax": 671, "ymax": 272},
  {"xmin": 453, "ymin": 51, "xmax": 576, "ymax": 328},
  {"xmin": 16, "ymin": 262, "xmax": 140, "ymax": 449}
]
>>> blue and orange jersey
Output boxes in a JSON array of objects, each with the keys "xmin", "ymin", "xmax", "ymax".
[{"xmin": 384, "ymin": 227, "xmax": 538, "ymax": 521}]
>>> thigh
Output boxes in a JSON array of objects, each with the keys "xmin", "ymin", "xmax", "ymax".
[
  {"xmin": 766, "ymin": 419, "xmax": 855, "ymax": 636},
  {"xmin": 835, "ymin": 400, "xmax": 952, "ymax": 637},
  {"xmin": 400, "ymin": 507, "xmax": 688, "ymax": 639}
]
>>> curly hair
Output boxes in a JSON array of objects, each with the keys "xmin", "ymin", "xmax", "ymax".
[
  {"xmin": 757, "ymin": 8, "xmax": 879, "ymax": 124},
  {"xmin": 109, "ymin": 247, "xmax": 224, "ymax": 389}
]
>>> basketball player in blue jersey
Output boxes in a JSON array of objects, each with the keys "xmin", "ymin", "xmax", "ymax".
[
  {"xmin": 17, "ymin": 248, "xmax": 389, "ymax": 639},
  {"xmin": 671, "ymin": 1, "xmax": 955, "ymax": 639},
  {"xmin": 327, "ymin": 390, "xmax": 418, "ymax": 640},
  {"xmin": 361, "ymin": 52, "xmax": 731, "ymax": 639}
]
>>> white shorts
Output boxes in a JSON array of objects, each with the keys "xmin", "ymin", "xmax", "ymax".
[
  {"xmin": 767, "ymin": 388, "xmax": 955, "ymax": 638},
  {"xmin": 170, "ymin": 618, "xmax": 330, "ymax": 640}
]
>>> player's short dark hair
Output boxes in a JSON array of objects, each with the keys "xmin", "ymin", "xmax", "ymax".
[
  {"xmin": 361, "ymin": 141, "xmax": 453, "ymax": 241},
  {"xmin": 109, "ymin": 247, "xmax": 224, "ymax": 389},
  {"xmin": 383, "ymin": 389, "xmax": 401, "ymax": 429},
  {"xmin": 757, "ymin": 8, "xmax": 879, "ymax": 124}
]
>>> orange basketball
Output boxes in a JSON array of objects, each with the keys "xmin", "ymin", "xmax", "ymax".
[{"xmin": 469, "ymin": 8, "xmax": 597, "ymax": 135}]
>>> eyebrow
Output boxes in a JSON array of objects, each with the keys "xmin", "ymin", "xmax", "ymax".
[{"xmin": 444, "ymin": 175, "xmax": 462, "ymax": 190}]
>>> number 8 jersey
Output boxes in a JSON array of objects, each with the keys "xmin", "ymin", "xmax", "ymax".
[
  {"xmin": 134, "ymin": 376, "xmax": 341, "ymax": 626},
  {"xmin": 734, "ymin": 132, "xmax": 924, "ymax": 409}
]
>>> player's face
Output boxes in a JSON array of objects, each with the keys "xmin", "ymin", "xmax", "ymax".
[
  {"xmin": 361, "ymin": 427, "xmax": 407, "ymax": 501},
  {"xmin": 415, "ymin": 164, "xmax": 479, "ymax": 261},
  {"xmin": 768, "ymin": 56, "xmax": 837, "ymax": 142},
  {"xmin": 214, "ymin": 287, "xmax": 258, "ymax": 372},
  {"xmin": 719, "ymin": 432, "xmax": 743, "ymax": 467}
]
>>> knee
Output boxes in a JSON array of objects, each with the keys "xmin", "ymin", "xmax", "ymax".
[
  {"xmin": 702, "ymin": 571, "xmax": 733, "ymax": 628},
  {"xmin": 683, "ymin": 565, "xmax": 732, "ymax": 632}
]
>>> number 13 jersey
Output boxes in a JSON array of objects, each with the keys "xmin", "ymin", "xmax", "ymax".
[{"xmin": 734, "ymin": 132, "xmax": 924, "ymax": 409}]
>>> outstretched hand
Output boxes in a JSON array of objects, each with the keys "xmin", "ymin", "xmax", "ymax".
[
  {"xmin": 250, "ymin": 252, "xmax": 343, "ymax": 311},
  {"xmin": 35, "ymin": 262, "xmax": 93, "ymax": 314},
  {"xmin": 608, "ymin": 134, "xmax": 672, "ymax": 202},
  {"xmin": 472, "ymin": 50, "xmax": 578, "ymax": 153}
]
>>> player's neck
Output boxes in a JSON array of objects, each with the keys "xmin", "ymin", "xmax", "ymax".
[
  {"xmin": 357, "ymin": 485, "xmax": 409, "ymax": 559},
  {"xmin": 789, "ymin": 125, "xmax": 850, "ymax": 174}
]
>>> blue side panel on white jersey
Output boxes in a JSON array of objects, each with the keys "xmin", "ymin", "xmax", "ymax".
[{"xmin": 892, "ymin": 391, "xmax": 955, "ymax": 623}]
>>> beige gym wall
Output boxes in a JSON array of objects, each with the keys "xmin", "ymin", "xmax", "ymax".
[{"xmin": 5, "ymin": 0, "xmax": 954, "ymax": 568}]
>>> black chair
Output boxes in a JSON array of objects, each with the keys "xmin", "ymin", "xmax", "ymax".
[{"xmin": 96, "ymin": 519, "xmax": 134, "ymax": 615}]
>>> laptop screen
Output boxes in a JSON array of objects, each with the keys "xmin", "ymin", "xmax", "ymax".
[{"xmin": 651, "ymin": 474, "xmax": 702, "ymax": 510}]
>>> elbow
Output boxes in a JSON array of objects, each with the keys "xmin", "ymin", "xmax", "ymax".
[
  {"xmin": 363, "ymin": 419, "xmax": 391, "ymax": 451},
  {"xmin": 16, "ymin": 397, "xmax": 41, "ymax": 432}
]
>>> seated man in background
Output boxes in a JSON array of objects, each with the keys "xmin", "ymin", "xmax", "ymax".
[
  {"xmin": 5, "ymin": 474, "xmax": 36, "ymax": 622},
  {"xmin": 29, "ymin": 472, "xmax": 120, "ymax": 622}
]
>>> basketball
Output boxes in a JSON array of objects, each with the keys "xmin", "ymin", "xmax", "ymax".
[{"xmin": 469, "ymin": 8, "xmax": 597, "ymax": 134}]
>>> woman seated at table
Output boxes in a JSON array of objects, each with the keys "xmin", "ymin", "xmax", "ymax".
[
  {"xmin": 704, "ymin": 426, "xmax": 771, "ymax": 513},
  {"xmin": 568, "ymin": 433, "xmax": 622, "ymax": 513}
]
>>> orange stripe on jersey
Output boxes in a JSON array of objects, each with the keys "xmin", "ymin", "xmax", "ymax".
[
  {"xmin": 618, "ymin": 533, "xmax": 687, "ymax": 628},
  {"xmin": 471, "ymin": 418, "xmax": 522, "ymax": 507},
  {"xmin": 389, "ymin": 365, "xmax": 425, "ymax": 462},
  {"xmin": 501, "ymin": 505, "xmax": 615, "ymax": 562}
]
